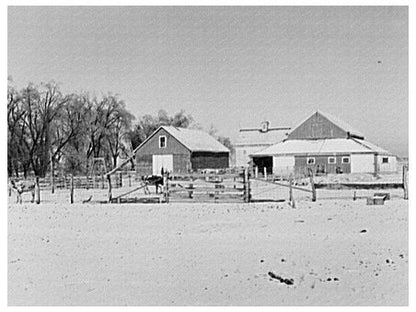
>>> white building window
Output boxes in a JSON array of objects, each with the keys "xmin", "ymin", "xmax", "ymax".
[
  {"xmin": 307, "ymin": 157, "xmax": 315, "ymax": 165},
  {"xmin": 382, "ymin": 157, "xmax": 389, "ymax": 164},
  {"xmin": 342, "ymin": 157, "xmax": 350, "ymax": 164},
  {"xmin": 159, "ymin": 136, "xmax": 167, "ymax": 148},
  {"xmin": 328, "ymin": 157, "xmax": 336, "ymax": 164}
]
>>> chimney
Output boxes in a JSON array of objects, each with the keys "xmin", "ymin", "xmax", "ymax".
[{"xmin": 260, "ymin": 121, "xmax": 270, "ymax": 133}]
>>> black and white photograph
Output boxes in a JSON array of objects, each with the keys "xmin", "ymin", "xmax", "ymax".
[{"xmin": 5, "ymin": 3, "xmax": 410, "ymax": 307}]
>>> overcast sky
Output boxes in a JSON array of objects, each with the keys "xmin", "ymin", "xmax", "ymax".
[{"xmin": 8, "ymin": 6, "xmax": 408, "ymax": 156}]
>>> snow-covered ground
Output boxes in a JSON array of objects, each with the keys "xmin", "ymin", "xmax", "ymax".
[{"xmin": 8, "ymin": 190, "xmax": 408, "ymax": 305}]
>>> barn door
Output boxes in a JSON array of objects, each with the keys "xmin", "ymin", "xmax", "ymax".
[{"xmin": 152, "ymin": 155, "xmax": 173, "ymax": 175}]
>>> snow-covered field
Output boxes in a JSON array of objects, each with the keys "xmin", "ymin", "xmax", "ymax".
[{"xmin": 8, "ymin": 191, "xmax": 408, "ymax": 305}]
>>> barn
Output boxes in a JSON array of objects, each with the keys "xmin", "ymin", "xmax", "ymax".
[
  {"xmin": 251, "ymin": 111, "xmax": 397, "ymax": 176},
  {"xmin": 134, "ymin": 126, "xmax": 230, "ymax": 176}
]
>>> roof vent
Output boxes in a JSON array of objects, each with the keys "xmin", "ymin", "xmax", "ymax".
[{"xmin": 260, "ymin": 121, "xmax": 270, "ymax": 133}]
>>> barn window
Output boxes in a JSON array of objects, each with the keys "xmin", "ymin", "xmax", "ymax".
[
  {"xmin": 328, "ymin": 157, "xmax": 336, "ymax": 164},
  {"xmin": 307, "ymin": 157, "xmax": 315, "ymax": 165},
  {"xmin": 382, "ymin": 157, "xmax": 389, "ymax": 164},
  {"xmin": 342, "ymin": 157, "xmax": 350, "ymax": 164},
  {"xmin": 159, "ymin": 136, "xmax": 166, "ymax": 148}
]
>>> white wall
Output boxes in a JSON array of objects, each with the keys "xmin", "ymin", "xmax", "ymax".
[
  {"xmin": 273, "ymin": 156, "xmax": 295, "ymax": 175},
  {"xmin": 351, "ymin": 154, "xmax": 374, "ymax": 173},
  {"xmin": 378, "ymin": 155, "xmax": 397, "ymax": 173},
  {"xmin": 235, "ymin": 145, "xmax": 269, "ymax": 167},
  {"xmin": 350, "ymin": 154, "xmax": 398, "ymax": 173}
]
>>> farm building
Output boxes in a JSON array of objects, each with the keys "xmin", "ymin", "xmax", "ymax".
[
  {"xmin": 251, "ymin": 111, "xmax": 397, "ymax": 176},
  {"xmin": 134, "ymin": 126, "xmax": 230, "ymax": 176},
  {"xmin": 234, "ymin": 121, "xmax": 290, "ymax": 167}
]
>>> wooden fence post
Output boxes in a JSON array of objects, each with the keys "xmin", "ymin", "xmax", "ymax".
[
  {"xmin": 255, "ymin": 166, "xmax": 258, "ymax": 179},
  {"xmin": 51, "ymin": 156, "xmax": 55, "ymax": 194},
  {"xmin": 243, "ymin": 168, "xmax": 248, "ymax": 202},
  {"xmin": 308, "ymin": 168, "xmax": 316, "ymax": 202},
  {"xmin": 107, "ymin": 174, "xmax": 112, "ymax": 203},
  {"xmin": 35, "ymin": 176, "xmax": 40, "ymax": 204},
  {"xmin": 243, "ymin": 168, "xmax": 251, "ymax": 203},
  {"xmin": 289, "ymin": 176, "xmax": 295, "ymax": 208},
  {"xmin": 70, "ymin": 174, "xmax": 74, "ymax": 204},
  {"xmin": 247, "ymin": 169, "xmax": 251, "ymax": 203},
  {"xmin": 163, "ymin": 171, "xmax": 169, "ymax": 203},
  {"xmin": 403, "ymin": 164, "xmax": 408, "ymax": 200}
]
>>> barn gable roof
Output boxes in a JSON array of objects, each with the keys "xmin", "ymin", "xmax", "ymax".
[
  {"xmin": 252, "ymin": 138, "xmax": 391, "ymax": 157},
  {"xmin": 286, "ymin": 110, "xmax": 364, "ymax": 140},
  {"xmin": 134, "ymin": 126, "xmax": 230, "ymax": 154}
]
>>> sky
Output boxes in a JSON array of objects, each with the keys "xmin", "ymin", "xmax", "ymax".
[{"xmin": 8, "ymin": 6, "xmax": 408, "ymax": 157}]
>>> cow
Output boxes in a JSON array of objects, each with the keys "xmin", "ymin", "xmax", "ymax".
[
  {"xmin": 10, "ymin": 180, "xmax": 36, "ymax": 204},
  {"xmin": 143, "ymin": 175, "xmax": 164, "ymax": 194}
]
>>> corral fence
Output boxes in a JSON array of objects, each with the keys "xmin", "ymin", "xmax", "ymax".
[
  {"xmin": 165, "ymin": 171, "xmax": 249, "ymax": 203},
  {"xmin": 8, "ymin": 164, "xmax": 408, "ymax": 205},
  {"xmin": 250, "ymin": 164, "xmax": 409, "ymax": 204},
  {"xmin": 9, "ymin": 171, "xmax": 138, "ymax": 191},
  {"xmin": 105, "ymin": 169, "xmax": 252, "ymax": 204}
]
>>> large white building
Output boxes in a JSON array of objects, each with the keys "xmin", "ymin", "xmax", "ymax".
[
  {"xmin": 251, "ymin": 111, "xmax": 397, "ymax": 176},
  {"xmin": 234, "ymin": 121, "xmax": 290, "ymax": 167}
]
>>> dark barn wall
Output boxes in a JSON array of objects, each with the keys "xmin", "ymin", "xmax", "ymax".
[
  {"xmin": 191, "ymin": 152, "xmax": 229, "ymax": 170},
  {"xmin": 135, "ymin": 128, "xmax": 191, "ymax": 176},
  {"xmin": 136, "ymin": 128, "xmax": 190, "ymax": 155},
  {"xmin": 294, "ymin": 154, "xmax": 351, "ymax": 175},
  {"xmin": 288, "ymin": 112, "xmax": 347, "ymax": 140},
  {"xmin": 173, "ymin": 154, "xmax": 192, "ymax": 173},
  {"xmin": 136, "ymin": 154, "xmax": 152, "ymax": 176}
]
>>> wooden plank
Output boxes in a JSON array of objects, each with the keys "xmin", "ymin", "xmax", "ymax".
[
  {"xmin": 170, "ymin": 190, "xmax": 244, "ymax": 196},
  {"xmin": 315, "ymin": 182, "xmax": 404, "ymax": 190},
  {"xmin": 113, "ymin": 183, "xmax": 149, "ymax": 200},
  {"xmin": 254, "ymin": 178, "xmax": 313, "ymax": 193},
  {"xmin": 169, "ymin": 187, "xmax": 244, "ymax": 193}
]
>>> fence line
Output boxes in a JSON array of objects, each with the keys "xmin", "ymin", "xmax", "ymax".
[{"xmin": 10, "ymin": 172, "xmax": 137, "ymax": 191}]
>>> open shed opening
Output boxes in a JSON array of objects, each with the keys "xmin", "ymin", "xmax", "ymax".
[{"xmin": 252, "ymin": 156, "xmax": 273, "ymax": 174}]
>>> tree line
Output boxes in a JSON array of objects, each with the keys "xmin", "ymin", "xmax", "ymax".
[{"xmin": 7, "ymin": 79, "xmax": 233, "ymax": 178}]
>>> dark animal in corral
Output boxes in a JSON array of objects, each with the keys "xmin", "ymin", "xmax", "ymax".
[
  {"xmin": 10, "ymin": 180, "xmax": 36, "ymax": 204},
  {"xmin": 143, "ymin": 175, "xmax": 164, "ymax": 194}
]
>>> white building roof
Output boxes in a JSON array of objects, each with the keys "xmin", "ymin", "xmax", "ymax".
[
  {"xmin": 235, "ymin": 129, "xmax": 289, "ymax": 147},
  {"xmin": 252, "ymin": 138, "xmax": 390, "ymax": 156},
  {"xmin": 161, "ymin": 126, "xmax": 230, "ymax": 153}
]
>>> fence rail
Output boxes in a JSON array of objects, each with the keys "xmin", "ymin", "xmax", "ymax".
[
  {"xmin": 165, "ymin": 171, "xmax": 249, "ymax": 203},
  {"xmin": 10, "ymin": 172, "xmax": 139, "ymax": 191}
]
